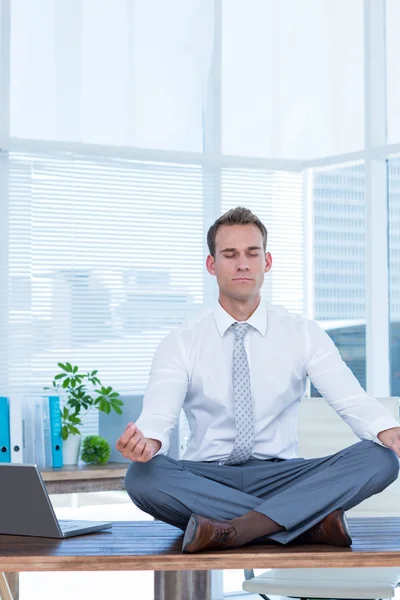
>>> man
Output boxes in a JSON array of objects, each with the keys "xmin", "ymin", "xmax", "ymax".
[{"xmin": 116, "ymin": 207, "xmax": 400, "ymax": 554}]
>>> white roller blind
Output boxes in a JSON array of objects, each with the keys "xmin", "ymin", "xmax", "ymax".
[
  {"xmin": 221, "ymin": 168, "xmax": 304, "ymax": 314},
  {"xmin": 0, "ymin": 151, "xmax": 304, "ymax": 435},
  {"xmin": 222, "ymin": 0, "xmax": 363, "ymax": 159},
  {"xmin": 10, "ymin": 0, "xmax": 363, "ymax": 161},
  {"xmin": 10, "ymin": 0, "xmax": 214, "ymax": 150}
]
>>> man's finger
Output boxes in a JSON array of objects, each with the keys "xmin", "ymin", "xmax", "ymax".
[
  {"xmin": 120, "ymin": 430, "xmax": 141, "ymax": 452},
  {"xmin": 143, "ymin": 442, "xmax": 154, "ymax": 458},
  {"xmin": 125, "ymin": 431, "xmax": 143, "ymax": 455},
  {"xmin": 133, "ymin": 438, "xmax": 146, "ymax": 457},
  {"xmin": 138, "ymin": 442, "xmax": 153, "ymax": 462},
  {"xmin": 116, "ymin": 423, "xmax": 137, "ymax": 448}
]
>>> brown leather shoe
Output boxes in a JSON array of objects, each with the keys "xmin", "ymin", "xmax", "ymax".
[
  {"xmin": 295, "ymin": 508, "xmax": 352, "ymax": 547},
  {"xmin": 182, "ymin": 514, "xmax": 238, "ymax": 553}
]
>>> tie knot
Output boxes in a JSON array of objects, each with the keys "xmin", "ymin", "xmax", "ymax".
[{"xmin": 233, "ymin": 322, "xmax": 250, "ymax": 340}]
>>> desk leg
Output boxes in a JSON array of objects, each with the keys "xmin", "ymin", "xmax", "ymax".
[
  {"xmin": 154, "ymin": 570, "xmax": 211, "ymax": 600},
  {"xmin": 0, "ymin": 572, "xmax": 15, "ymax": 600},
  {"xmin": 4, "ymin": 574, "xmax": 18, "ymax": 600}
]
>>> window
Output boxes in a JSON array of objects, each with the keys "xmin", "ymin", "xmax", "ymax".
[
  {"xmin": 386, "ymin": 0, "xmax": 400, "ymax": 143},
  {"xmin": 388, "ymin": 156, "xmax": 400, "ymax": 396},
  {"xmin": 221, "ymin": 168, "xmax": 304, "ymax": 312},
  {"xmin": 311, "ymin": 163, "xmax": 366, "ymax": 395},
  {"xmin": 1, "ymin": 152, "xmax": 304, "ymax": 436},
  {"xmin": 222, "ymin": 0, "xmax": 364, "ymax": 159},
  {"xmin": 10, "ymin": 0, "xmax": 214, "ymax": 150},
  {"xmin": 1, "ymin": 152, "xmax": 209, "ymax": 433}
]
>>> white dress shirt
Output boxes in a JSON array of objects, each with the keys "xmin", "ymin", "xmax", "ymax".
[{"xmin": 135, "ymin": 299, "xmax": 399, "ymax": 462}]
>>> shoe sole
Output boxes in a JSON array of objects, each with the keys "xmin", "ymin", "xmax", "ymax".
[{"xmin": 182, "ymin": 514, "xmax": 199, "ymax": 553}]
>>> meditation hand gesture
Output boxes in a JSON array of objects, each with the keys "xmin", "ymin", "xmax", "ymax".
[
  {"xmin": 377, "ymin": 427, "xmax": 400, "ymax": 458},
  {"xmin": 116, "ymin": 422, "xmax": 161, "ymax": 462}
]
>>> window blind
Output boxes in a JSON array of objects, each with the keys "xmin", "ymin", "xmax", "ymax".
[
  {"xmin": 1, "ymin": 151, "xmax": 304, "ymax": 436},
  {"xmin": 221, "ymin": 168, "xmax": 304, "ymax": 314}
]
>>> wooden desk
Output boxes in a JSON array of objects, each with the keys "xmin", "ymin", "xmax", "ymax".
[
  {"xmin": 2, "ymin": 518, "xmax": 400, "ymax": 600},
  {"xmin": 3, "ymin": 518, "xmax": 400, "ymax": 570},
  {"xmin": 2, "ymin": 462, "xmax": 208, "ymax": 600}
]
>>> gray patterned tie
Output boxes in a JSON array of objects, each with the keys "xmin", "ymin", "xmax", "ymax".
[{"xmin": 222, "ymin": 322, "xmax": 254, "ymax": 465}]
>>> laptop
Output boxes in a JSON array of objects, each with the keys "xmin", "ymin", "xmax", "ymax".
[{"xmin": 0, "ymin": 463, "xmax": 112, "ymax": 538}]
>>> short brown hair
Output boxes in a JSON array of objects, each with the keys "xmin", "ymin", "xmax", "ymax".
[{"xmin": 207, "ymin": 207, "xmax": 268, "ymax": 257}]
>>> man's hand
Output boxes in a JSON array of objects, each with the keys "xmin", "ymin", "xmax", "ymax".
[
  {"xmin": 116, "ymin": 422, "xmax": 161, "ymax": 462},
  {"xmin": 377, "ymin": 426, "xmax": 400, "ymax": 458}
]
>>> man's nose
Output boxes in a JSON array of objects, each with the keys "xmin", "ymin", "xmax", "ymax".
[{"xmin": 236, "ymin": 262, "xmax": 250, "ymax": 271}]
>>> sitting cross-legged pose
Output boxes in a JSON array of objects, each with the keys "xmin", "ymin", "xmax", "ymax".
[{"xmin": 116, "ymin": 206, "xmax": 400, "ymax": 554}]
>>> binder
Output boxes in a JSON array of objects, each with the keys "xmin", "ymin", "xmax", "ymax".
[
  {"xmin": 42, "ymin": 397, "xmax": 53, "ymax": 468},
  {"xmin": 46, "ymin": 396, "xmax": 63, "ymax": 468},
  {"xmin": 22, "ymin": 397, "xmax": 35, "ymax": 464},
  {"xmin": 34, "ymin": 397, "xmax": 46, "ymax": 468},
  {"xmin": 9, "ymin": 395, "xmax": 23, "ymax": 463},
  {"xmin": 0, "ymin": 397, "xmax": 11, "ymax": 463}
]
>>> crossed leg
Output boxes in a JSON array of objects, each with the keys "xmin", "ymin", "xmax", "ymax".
[{"xmin": 125, "ymin": 440, "xmax": 399, "ymax": 545}]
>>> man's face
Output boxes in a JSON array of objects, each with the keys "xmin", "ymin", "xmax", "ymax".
[{"xmin": 206, "ymin": 224, "xmax": 272, "ymax": 301}]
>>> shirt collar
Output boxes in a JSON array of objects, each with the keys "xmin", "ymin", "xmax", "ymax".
[{"xmin": 212, "ymin": 299, "xmax": 268, "ymax": 337}]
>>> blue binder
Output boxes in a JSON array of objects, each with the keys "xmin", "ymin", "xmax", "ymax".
[
  {"xmin": 47, "ymin": 396, "xmax": 63, "ymax": 468},
  {"xmin": 0, "ymin": 397, "xmax": 11, "ymax": 463}
]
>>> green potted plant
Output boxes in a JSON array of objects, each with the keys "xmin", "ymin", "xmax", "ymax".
[
  {"xmin": 81, "ymin": 435, "xmax": 111, "ymax": 465},
  {"xmin": 45, "ymin": 362, "xmax": 123, "ymax": 465}
]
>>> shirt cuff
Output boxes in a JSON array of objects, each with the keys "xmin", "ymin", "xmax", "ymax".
[
  {"xmin": 144, "ymin": 433, "xmax": 167, "ymax": 457},
  {"xmin": 362, "ymin": 415, "xmax": 400, "ymax": 447}
]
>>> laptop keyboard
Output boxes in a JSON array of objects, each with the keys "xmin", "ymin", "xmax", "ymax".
[
  {"xmin": 58, "ymin": 519, "xmax": 111, "ymax": 533},
  {"xmin": 59, "ymin": 519, "xmax": 82, "ymax": 531}
]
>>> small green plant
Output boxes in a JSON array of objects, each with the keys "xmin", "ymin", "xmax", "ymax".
[
  {"xmin": 45, "ymin": 362, "xmax": 123, "ymax": 441},
  {"xmin": 80, "ymin": 435, "xmax": 111, "ymax": 465}
]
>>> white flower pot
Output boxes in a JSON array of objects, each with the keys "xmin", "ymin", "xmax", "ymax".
[{"xmin": 62, "ymin": 433, "xmax": 82, "ymax": 466}]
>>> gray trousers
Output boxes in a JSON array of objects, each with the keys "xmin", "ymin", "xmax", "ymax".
[{"xmin": 125, "ymin": 439, "xmax": 400, "ymax": 545}]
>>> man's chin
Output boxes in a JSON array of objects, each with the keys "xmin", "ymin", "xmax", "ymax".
[{"xmin": 224, "ymin": 287, "xmax": 259, "ymax": 302}]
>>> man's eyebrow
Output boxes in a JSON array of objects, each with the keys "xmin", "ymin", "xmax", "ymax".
[
  {"xmin": 219, "ymin": 247, "xmax": 236, "ymax": 253},
  {"xmin": 219, "ymin": 245, "xmax": 262, "ymax": 253}
]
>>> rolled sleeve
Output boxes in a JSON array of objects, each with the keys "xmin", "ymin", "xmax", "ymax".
[
  {"xmin": 135, "ymin": 328, "xmax": 188, "ymax": 456},
  {"xmin": 305, "ymin": 318, "xmax": 399, "ymax": 444}
]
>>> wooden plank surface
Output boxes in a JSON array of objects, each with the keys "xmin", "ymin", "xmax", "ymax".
[
  {"xmin": 43, "ymin": 478, "xmax": 126, "ymax": 495},
  {"xmin": 40, "ymin": 462, "xmax": 128, "ymax": 494},
  {"xmin": 1, "ymin": 518, "xmax": 400, "ymax": 571},
  {"xmin": 40, "ymin": 462, "xmax": 128, "ymax": 482}
]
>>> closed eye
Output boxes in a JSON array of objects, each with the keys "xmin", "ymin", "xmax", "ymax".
[{"xmin": 223, "ymin": 252, "xmax": 260, "ymax": 258}]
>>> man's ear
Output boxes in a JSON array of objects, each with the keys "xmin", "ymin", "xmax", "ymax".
[
  {"xmin": 206, "ymin": 254, "xmax": 216, "ymax": 276},
  {"xmin": 264, "ymin": 252, "xmax": 272, "ymax": 273}
]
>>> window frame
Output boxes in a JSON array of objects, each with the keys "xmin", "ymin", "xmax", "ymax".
[{"xmin": 0, "ymin": 1, "xmax": 396, "ymax": 397}]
